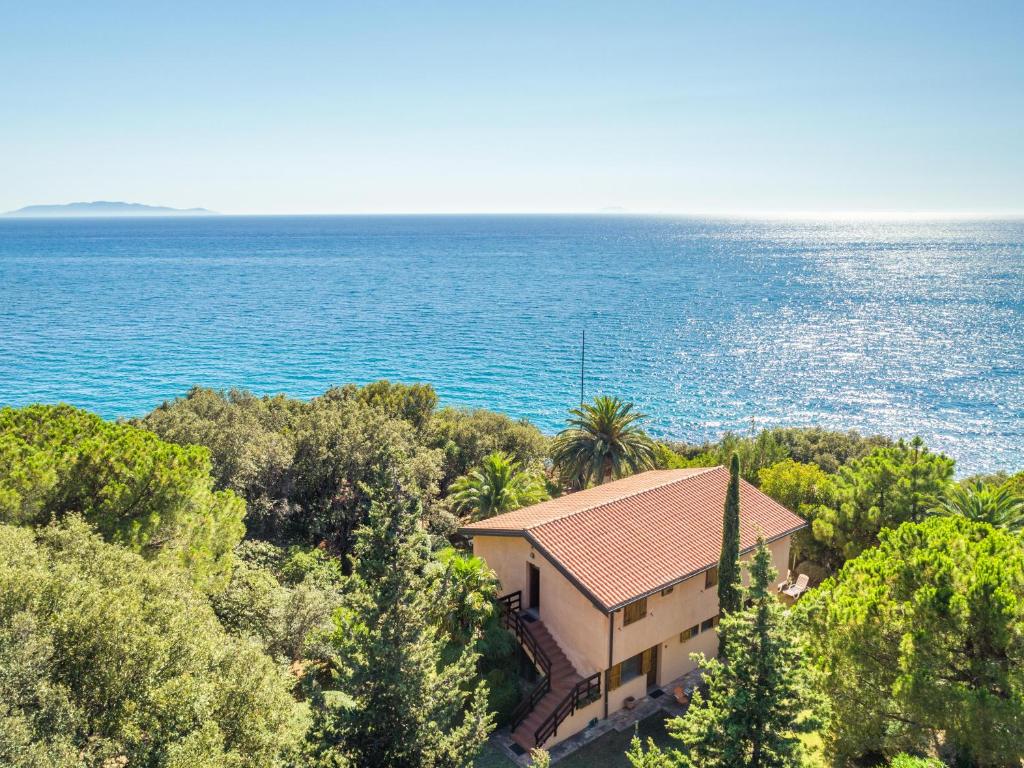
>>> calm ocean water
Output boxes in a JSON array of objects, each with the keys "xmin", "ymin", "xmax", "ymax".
[{"xmin": 1, "ymin": 215, "xmax": 1022, "ymax": 474}]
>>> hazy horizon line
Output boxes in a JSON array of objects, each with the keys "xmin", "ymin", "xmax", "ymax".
[{"xmin": 6, "ymin": 207, "xmax": 1024, "ymax": 221}]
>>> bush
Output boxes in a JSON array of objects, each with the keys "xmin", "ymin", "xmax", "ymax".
[{"xmin": 0, "ymin": 519, "xmax": 305, "ymax": 767}]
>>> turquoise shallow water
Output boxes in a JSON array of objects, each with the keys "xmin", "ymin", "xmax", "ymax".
[{"xmin": 1, "ymin": 214, "xmax": 1022, "ymax": 474}]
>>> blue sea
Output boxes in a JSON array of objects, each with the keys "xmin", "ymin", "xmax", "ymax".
[{"xmin": 1, "ymin": 215, "xmax": 1022, "ymax": 474}]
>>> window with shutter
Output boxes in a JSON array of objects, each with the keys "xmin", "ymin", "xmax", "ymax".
[
  {"xmin": 700, "ymin": 614, "xmax": 721, "ymax": 633},
  {"xmin": 623, "ymin": 597, "xmax": 648, "ymax": 626}
]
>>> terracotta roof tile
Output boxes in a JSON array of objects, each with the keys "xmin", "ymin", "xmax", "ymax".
[{"xmin": 461, "ymin": 467, "xmax": 807, "ymax": 611}]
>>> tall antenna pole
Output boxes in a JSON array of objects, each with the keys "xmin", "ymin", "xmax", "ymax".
[{"xmin": 580, "ymin": 329, "xmax": 585, "ymax": 407}]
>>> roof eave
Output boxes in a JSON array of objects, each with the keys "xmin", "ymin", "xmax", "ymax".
[{"xmin": 457, "ymin": 526, "xmax": 526, "ymax": 538}]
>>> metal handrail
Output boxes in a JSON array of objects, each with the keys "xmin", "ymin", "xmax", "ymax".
[
  {"xmin": 497, "ymin": 592, "xmax": 553, "ymax": 732},
  {"xmin": 534, "ymin": 671, "xmax": 602, "ymax": 747}
]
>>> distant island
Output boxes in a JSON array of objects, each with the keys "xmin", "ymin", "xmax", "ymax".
[{"xmin": 4, "ymin": 201, "xmax": 217, "ymax": 217}]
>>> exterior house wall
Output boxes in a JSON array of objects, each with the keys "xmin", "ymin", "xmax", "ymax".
[
  {"xmin": 473, "ymin": 531, "xmax": 795, "ymax": 748},
  {"xmin": 471, "ymin": 534, "xmax": 610, "ymax": 675},
  {"xmin": 610, "ymin": 534, "xmax": 792, "ymax": 684},
  {"xmin": 660, "ymin": 615, "xmax": 720, "ymax": 682}
]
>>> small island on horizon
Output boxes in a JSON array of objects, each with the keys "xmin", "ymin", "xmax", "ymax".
[{"xmin": 4, "ymin": 201, "xmax": 217, "ymax": 217}]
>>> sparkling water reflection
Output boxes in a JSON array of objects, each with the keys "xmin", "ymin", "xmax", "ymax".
[{"xmin": 1, "ymin": 215, "xmax": 1021, "ymax": 474}]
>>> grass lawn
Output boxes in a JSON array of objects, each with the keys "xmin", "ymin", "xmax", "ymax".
[
  {"xmin": 476, "ymin": 712, "xmax": 827, "ymax": 767},
  {"xmin": 473, "ymin": 745, "xmax": 516, "ymax": 768},
  {"xmin": 475, "ymin": 741, "xmax": 519, "ymax": 768},
  {"xmin": 474, "ymin": 713, "xmax": 674, "ymax": 768},
  {"xmin": 557, "ymin": 712, "xmax": 672, "ymax": 767}
]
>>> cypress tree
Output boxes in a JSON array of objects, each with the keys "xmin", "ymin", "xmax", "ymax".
[
  {"xmin": 717, "ymin": 453, "xmax": 743, "ymax": 651},
  {"xmin": 306, "ymin": 484, "xmax": 493, "ymax": 768}
]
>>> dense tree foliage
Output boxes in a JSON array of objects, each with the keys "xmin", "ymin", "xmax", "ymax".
[
  {"xmin": 428, "ymin": 547, "xmax": 521, "ymax": 724},
  {"xmin": 426, "ymin": 406, "xmax": 549, "ymax": 491},
  {"xmin": 889, "ymin": 756, "xmax": 945, "ymax": 768},
  {"xmin": 662, "ymin": 426, "xmax": 892, "ymax": 480},
  {"xmin": 0, "ymin": 519, "xmax": 305, "ymax": 768},
  {"xmin": 1004, "ymin": 471, "xmax": 1024, "ymax": 497},
  {"xmin": 141, "ymin": 384, "xmax": 548, "ymax": 551},
  {"xmin": 210, "ymin": 540, "xmax": 343, "ymax": 663},
  {"xmin": 551, "ymin": 396, "xmax": 655, "ymax": 487},
  {"xmin": 764, "ymin": 427, "xmax": 892, "ymax": 474},
  {"xmin": 0, "ymin": 404, "xmax": 245, "ymax": 589},
  {"xmin": 305, "ymin": 487, "xmax": 492, "ymax": 768},
  {"xmin": 801, "ymin": 437, "xmax": 954, "ymax": 569},
  {"xmin": 629, "ymin": 540, "xmax": 816, "ymax": 768},
  {"xmin": 289, "ymin": 393, "xmax": 443, "ymax": 552},
  {"xmin": 8, "ymin": 383, "xmax": 1023, "ymax": 767},
  {"xmin": 448, "ymin": 451, "xmax": 548, "ymax": 521},
  {"xmin": 803, "ymin": 516, "xmax": 1024, "ymax": 766},
  {"xmin": 140, "ymin": 385, "xmax": 443, "ymax": 549},
  {"xmin": 757, "ymin": 459, "xmax": 835, "ymax": 514}
]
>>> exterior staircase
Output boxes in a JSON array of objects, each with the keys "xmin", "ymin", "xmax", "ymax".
[
  {"xmin": 498, "ymin": 592, "xmax": 603, "ymax": 751},
  {"xmin": 512, "ymin": 619, "xmax": 582, "ymax": 751}
]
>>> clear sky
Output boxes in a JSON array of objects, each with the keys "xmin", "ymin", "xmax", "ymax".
[{"xmin": 2, "ymin": 1, "xmax": 1022, "ymax": 215}]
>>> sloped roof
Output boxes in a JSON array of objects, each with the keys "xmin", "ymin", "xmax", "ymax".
[{"xmin": 460, "ymin": 467, "xmax": 807, "ymax": 612}]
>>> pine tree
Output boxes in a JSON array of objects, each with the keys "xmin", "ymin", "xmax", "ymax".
[
  {"xmin": 717, "ymin": 453, "xmax": 742, "ymax": 655},
  {"xmin": 305, "ymin": 484, "xmax": 493, "ymax": 768},
  {"xmin": 674, "ymin": 538, "xmax": 816, "ymax": 768}
]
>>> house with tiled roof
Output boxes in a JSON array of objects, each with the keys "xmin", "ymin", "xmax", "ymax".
[{"xmin": 459, "ymin": 466, "xmax": 807, "ymax": 752}]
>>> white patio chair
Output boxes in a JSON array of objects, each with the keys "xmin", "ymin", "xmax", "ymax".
[{"xmin": 783, "ymin": 573, "xmax": 810, "ymax": 599}]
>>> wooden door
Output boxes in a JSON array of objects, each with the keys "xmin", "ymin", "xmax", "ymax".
[{"xmin": 642, "ymin": 644, "xmax": 658, "ymax": 689}]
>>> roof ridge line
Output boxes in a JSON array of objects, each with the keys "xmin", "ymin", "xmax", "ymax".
[{"xmin": 530, "ymin": 465, "xmax": 723, "ymax": 531}]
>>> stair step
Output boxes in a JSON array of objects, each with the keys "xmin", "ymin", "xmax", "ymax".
[{"xmin": 510, "ymin": 617, "xmax": 591, "ymax": 749}]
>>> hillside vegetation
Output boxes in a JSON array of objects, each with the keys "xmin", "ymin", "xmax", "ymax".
[{"xmin": 1, "ymin": 381, "xmax": 1022, "ymax": 767}]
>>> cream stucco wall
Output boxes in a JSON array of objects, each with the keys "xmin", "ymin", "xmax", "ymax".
[
  {"xmin": 606, "ymin": 674, "xmax": 648, "ymax": 718},
  {"xmin": 659, "ymin": 616, "xmax": 720, "ymax": 682},
  {"xmin": 542, "ymin": 696, "xmax": 604, "ymax": 749},
  {"xmin": 471, "ymin": 534, "xmax": 610, "ymax": 675}
]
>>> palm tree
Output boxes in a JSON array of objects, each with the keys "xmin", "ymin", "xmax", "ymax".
[
  {"xmin": 551, "ymin": 395, "xmax": 655, "ymax": 488},
  {"xmin": 449, "ymin": 451, "xmax": 549, "ymax": 521},
  {"xmin": 928, "ymin": 481, "xmax": 1024, "ymax": 533}
]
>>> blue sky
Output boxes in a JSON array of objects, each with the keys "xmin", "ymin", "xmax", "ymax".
[{"xmin": 2, "ymin": 1, "xmax": 1022, "ymax": 214}]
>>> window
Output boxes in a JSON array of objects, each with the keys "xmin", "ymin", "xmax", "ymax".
[
  {"xmin": 704, "ymin": 566, "xmax": 719, "ymax": 589},
  {"xmin": 680, "ymin": 624, "xmax": 699, "ymax": 642},
  {"xmin": 661, "ymin": 585, "xmax": 674, "ymax": 597},
  {"xmin": 607, "ymin": 648, "xmax": 656, "ymax": 691},
  {"xmin": 700, "ymin": 614, "xmax": 720, "ymax": 633},
  {"xmin": 623, "ymin": 597, "xmax": 648, "ymax": 626},
  {"xmin": 607, "ymin": 654, "xmax": 640, "ymax": 691}
]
